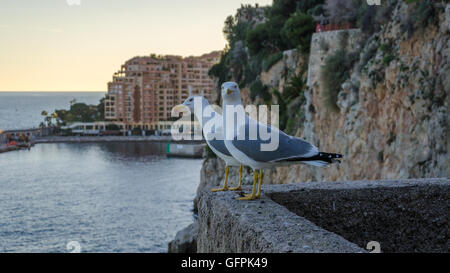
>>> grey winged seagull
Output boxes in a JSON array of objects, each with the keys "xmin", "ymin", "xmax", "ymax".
[
  {"xmin": 174, "ymin": 96, "xmax": 244, "ymax": 192},
  {"xmin": 221, "ymin": 81, "xmax": 343, "ymax": 200}
]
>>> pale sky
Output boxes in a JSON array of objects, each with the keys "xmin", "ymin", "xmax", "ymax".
[{"xmin": 0, "ymin": 0, "xmax": 272, "ymax": 92}]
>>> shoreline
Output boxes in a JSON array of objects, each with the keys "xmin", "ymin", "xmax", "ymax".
[
  {"xmin": 34, "ymin": 135, "xmax": 204, "ymax": 144},
  {"xmin": 1, "ymin": 136, "xmax": 206, "ymax": 158},
  {"xmin": 0, "ymin": 145, "xmax": 21, "ymax": 154}
]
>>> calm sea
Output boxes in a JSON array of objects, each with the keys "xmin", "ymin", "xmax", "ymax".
[
  {"xmin": 0, "ymin": 92, "xmax": 202, "ymax": 252},
  {"xmin": 0, "ymin": 143, "xmax": 201, "ymax": 252},
  {"xmin": 0, "ymin": 92, "xmax": 105, "ymax": 130}
]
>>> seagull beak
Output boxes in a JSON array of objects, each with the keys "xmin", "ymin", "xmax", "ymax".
[
  {"xmin": 172, "ymin": 104, "xmax": 188, "ymax": 115},
  {"xmin": 226, "ymin": 89, "xmax": 233, "ymax": 95}
]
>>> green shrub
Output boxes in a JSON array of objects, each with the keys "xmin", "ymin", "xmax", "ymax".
[
  {"xmin": 240, "ymin": 56, "xmax": 262, "ymax": 87},
  {"xmin": 321, "ymin": 49, "xmax": 352, "ymax": 111},
  {"xmin": 413, "ymin": 0, "xmax": 436, "ymax": 27},
  {"xmin": 379, "ymin": 43, "xmax": 390, "ymax": 53},
  {"xmin": 359, "ymin": 41, "xmax": 378, "ymax": 72},
  {"xmin": 249, "ymin": 79, "xmax": 271, "ymax": 102},
  {"xmin": 204, "ymin": 145, "xmax": 217, "ymax": 158},
  {"xmin": 246, "ymin": 23, "xmax": 272, "ymax": 56},
  {"xmin": 285, "ymin": 96, "xmax": 306, "ymax": 135},
  {"xmin": 383, "ymin": 54, "xmax": 394, "ymax": 65},
  {"xmin": 401, "ymin": 0, "xmax": 437, "ymax": 39},
  {"xmin": 262, "ymin": 52, "xmax": 283, "ymax": 72},
  {"xmin": 305, "ymin": 2, "xmax": 324, "ymax": 16},
  {"xmin": 281, "ymin": 11, "xmax": 315, "ymax": 52},
  {"xmin": 272, "ymin": 88, "xmax": 287, "ymax": 130},
  {"xmin": 209, "ymin": 50, "xmax": 235, "ymax": 91},
  {"xmin": 283, "ymin": 73, "xmax": 305, "ymax": 101},
  {"xmin": 223, "ymin": 16, "xmax": 250, "ymax": 46}
]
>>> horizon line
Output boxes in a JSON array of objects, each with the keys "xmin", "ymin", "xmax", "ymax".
[{"xmin": 0, "ymin": 90, "xmax": 107, "ymax": 92}]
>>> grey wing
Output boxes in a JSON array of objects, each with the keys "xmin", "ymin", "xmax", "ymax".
[
  {"xmin": 204, "ymin": 121, "xmax": 232, "ymax": 157},
  {"xmin": 231, "ymin": 118, "xmax": 318, "ymax": 162},
  {"xmin": 208, "ymin": 138, "xmax": 232, "ymax": 157}
]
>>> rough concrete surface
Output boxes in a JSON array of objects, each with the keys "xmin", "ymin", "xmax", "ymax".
[
  {"xmin": 197, "ymin": 190, "xmax": 365, "ymax": 253},
  {"xmin": 268, "ymin": 179, "xmax": 450, "ymax": 253},
  {"xmin": 197, "ymin": 178, "xmax": 449, "ymax": 253}
]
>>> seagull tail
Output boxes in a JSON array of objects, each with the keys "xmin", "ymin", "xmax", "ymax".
[{"xmin": 282, "ymin": 152, "xmax": 343, "ymax": 167}]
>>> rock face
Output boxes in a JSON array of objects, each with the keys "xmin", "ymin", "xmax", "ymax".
[
  {"xmin": 168, "ymin": 222, "xmax": 198, "ymax": 253},
  {"xmin": 297, "ymin": 2, "xmax": 449, "ymax": 182},
  {"xmin": 201, "ymin": 2, "xmax": 449, "ymax": 189},
  {"xmin": 261, "ymin": 49, "xmax": 304, "ymax": 93}
]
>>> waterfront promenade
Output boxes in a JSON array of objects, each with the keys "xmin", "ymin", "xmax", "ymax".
[
  {"xmin": 34, "ymin": 135, "xmax": 204, "ymax": 144},
  {"xmin": 1, "ymin": 135, "xmax": 205, "ymax": 158}
]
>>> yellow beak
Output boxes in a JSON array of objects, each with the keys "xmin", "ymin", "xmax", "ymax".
[
  {"xmin": 226, "ymin": 89, "xmax": 232, "ymax": 95},
  {"xmin": 172, "ymin": 104, "xmax": 188, "ymax": 115}
]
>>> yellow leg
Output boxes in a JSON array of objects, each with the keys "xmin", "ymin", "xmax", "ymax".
[
  {"xmin": 237, "ymin": 170, "xmax": 257, "ymax": 200},
  {"xmin": 229, "ymin": 165, "xmax": 243, "ymax": 191},
  {"xmin": 244, "ymin": 170, "xmax": 263, "ymax": 199},
  {"xmin": 211, "ymin": 166, "xmax": 229, "ymax": 192},
  {"xmin": 256, "ymin": 170, "xmax": 263, "ymax": 198}
]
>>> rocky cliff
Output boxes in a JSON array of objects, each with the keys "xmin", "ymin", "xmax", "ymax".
[{"xmin": 198, "ymin": 2, "xmax": 449, "ymax": 197}]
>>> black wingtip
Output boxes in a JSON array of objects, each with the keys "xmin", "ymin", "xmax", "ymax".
[
  {"xmin": 318, "ymin": 152, "xmax": 343, "ymax": 159},
  {"xmin": 280, "ymin": 152, "xmax": 343, "ymax": 164}
]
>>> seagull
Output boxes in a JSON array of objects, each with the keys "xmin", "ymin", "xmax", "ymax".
[
  {"xmin": 174, "ymin": 96, "xmax": 244, "ymax": 192},
  {"xmin": 221, "ymin": 81, "xmax": 343, "ymax": 200}
]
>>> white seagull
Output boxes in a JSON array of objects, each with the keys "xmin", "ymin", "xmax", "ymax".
[
  {"xmin": 221, "ymin": 82, "xmax": 343, "ymax": 200},
  {"xmin": 174, "ymin": 96, "xmax": 244, "ymax": 192}
]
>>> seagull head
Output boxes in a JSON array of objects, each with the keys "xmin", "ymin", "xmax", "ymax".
[
  {"xmin": 221, "ymin": 81, "xmax": 241, "ymax": 105},
  {"xmin": 173, "ymin": 95, "xmax": 208, "ymax": 117}
]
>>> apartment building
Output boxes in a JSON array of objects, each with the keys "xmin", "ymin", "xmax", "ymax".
[{"xmin": 105, "ymin": 51, "xmax": 220, "ymax": 130}]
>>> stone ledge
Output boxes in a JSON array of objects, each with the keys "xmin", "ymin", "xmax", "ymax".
[{"xmin": 196, "ymin": 178, "xmax": 449, "ymax": 253}]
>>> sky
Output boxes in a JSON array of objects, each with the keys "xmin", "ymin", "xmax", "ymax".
[{"xmin": 0, "ymin": 0, "xmax": 272, "ymax": 92}]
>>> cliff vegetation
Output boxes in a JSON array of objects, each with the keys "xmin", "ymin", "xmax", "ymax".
[{"xmin": 202, "ymin": 0, "xmax": 449, "ymax": 192}]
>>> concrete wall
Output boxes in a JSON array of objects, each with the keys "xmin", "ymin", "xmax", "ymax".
[{"xmin": 196, "ymin": 178, "xmax": 449, "ymax": 253}]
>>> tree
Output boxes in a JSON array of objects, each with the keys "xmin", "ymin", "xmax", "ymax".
[
  {"xmin": 223, "ymin": 15, "xmax": 235, "ymax": 45},
  {"xmin": 246, "ymin": 23, "xmax": 272, "ymax": 55},
  {"xmin": 281, "ymin": 11, "xmax": 315, "ymax": 52},
  {"xmin": 96, "ymin": 97, "xmax": 105, "ymax": 121},
  {"xmin": 296, "ymin": 0, "xmax": 325, "ymax": 15},
  {"xmin": 270, "ymin": 0, "xmax": 301, "ymax": 18}
]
